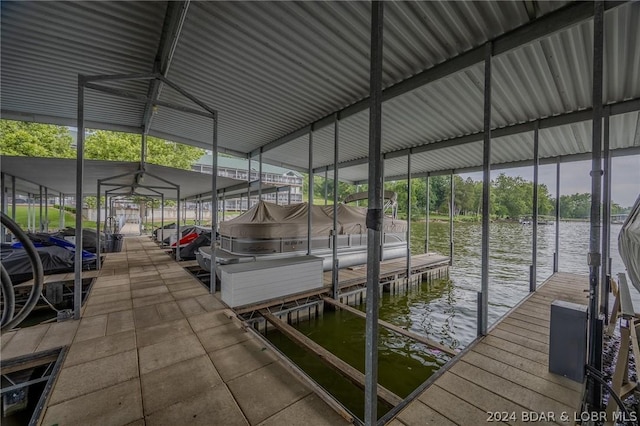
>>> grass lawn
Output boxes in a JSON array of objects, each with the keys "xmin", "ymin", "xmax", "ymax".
[{"xmin": 7, "ymin": 205, "xmax": 96, "ymax": 230}]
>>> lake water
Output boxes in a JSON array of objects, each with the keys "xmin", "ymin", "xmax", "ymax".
[{"xmin": 265, "ymin": 220, "xmax": 630, "ymax": 420}]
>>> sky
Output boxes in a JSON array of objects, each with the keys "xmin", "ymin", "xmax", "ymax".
[{"xmin": 461, "ymin": 154, "xmax": 640, "ymax": 208}]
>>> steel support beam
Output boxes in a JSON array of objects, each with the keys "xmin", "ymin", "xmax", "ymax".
[
  {"xmin": 0, "ymin": 173, "xmax": 6, "ymax": 242},
  {"xmin": 323, "ymin": 96, "xmax": 640, "ymax": 180},
  {"xmin": 406, "ymin": 153, "xmax": 412, "ymax": 279},
  {"xmin": 554, "ymin": 159, "xmax": 561, "ymax": 272},
  {"xmin": 587, "ymin": 0, "xmax": 604, "ymax": 410},
  {"xmin": 449, "ymin": 171, "xmax": 454, "ymax": 266},
  {"xmin": 96, "ymin": 182, "xmax": 102, "ymax": 270},
  {"xmin": 12, "ymin": 177, "xmax": 17, "ymax": 222},
  {"xmin": 247, "ymin": 156, "xmax": 252, "ymax": 209},
  {"xmin": 160, "ymin": 195, "xmax": 165, "ymax": 246},
  {"xmin": 142, "ymin": 1, "xmax": 191, "ymax": 133},
  {"xmin": 601, "ymin": 109, "xmax": 612, "ymax": 318},
  {"xmin": 74, "ymin": 77, "xmax": 86, "ymax": 320},
  {"xmin": 39, "ymin": 186, "xmax": 43, "ymax": 231},
  {"xmin": 258, "ymin": 151, "xmax": 263, "ymax": 200},
  {"xmin": 307, "ymin": 129, "xmax": 314, "ymax": 256},
  {"xmin": 176, "ymin": 187, "xmax": 181, "ymax": 261},
  {"xmin": 531, "ymin": 122, "xmax": 539, "ymax": 292},
  {"xmin": 479, "ymin": 42, "xmax": 492, "ymax": 337},
  {"xmin": 261, "ymin": 1, "xmax": 626, "ymax": 157},
  {"xmin": 365, "ymin": 2, "xmax": 383, "ymax": 423},
  {"xmin": 324, "ymin": 169, "xmax": 329, "ymax": 206},
  {"xmin": 44, "ymin": 187, "xmax": 49, "ymax": 233},
  {"xmin": 332, "ymin": 117, "xmax": 340, "ymax": 299},
  {"xmin": 425, "ymin": 175, "xmax": 430, "ymax": 253},
  {"xmin": 211, "ymin": 115, "xmax": 218, "ymax": 293}
]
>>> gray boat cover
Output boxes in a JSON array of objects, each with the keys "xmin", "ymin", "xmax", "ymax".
[
  {"xmin": 219, "ymin": 201, "xmax": 407, "ymax": 238},
  {"xmin": 619, "ymin": 194, "xmax": 640, "ymax": 292}
]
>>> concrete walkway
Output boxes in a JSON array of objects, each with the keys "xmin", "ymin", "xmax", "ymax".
[{"xmin": 1, "ymin": 236, "xmax": 349, "ymax": 426}]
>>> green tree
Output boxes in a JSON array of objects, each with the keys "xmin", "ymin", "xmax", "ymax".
[
  {"xmin": 85, "ymin": 131, "xmax": 204, "ymax": 170},
  {"xmin": 1, "ymin": 120, "xmax": 75, "ymax": 158},
  {"xmin": 492, "ymin": 173, "xmax": 530, "ymax": 218}
]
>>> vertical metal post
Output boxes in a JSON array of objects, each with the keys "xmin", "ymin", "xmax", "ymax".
[
  {"xmin": 141, "ymin": 133, "xmax": 147, "ymax": 166},
  {"xmin": 247, "ymin": 155, "xmax": 252, "ymax": 209},
  {"xmin": 332, "ymin": 116, "xmax": 340, "ymax": 299},
  {"xmin": 356, "ymin": 184, "xmax": 360, "ymax": 207},
  {"xmin": 479, "ymin": 42, "xmax": 492, "ymax": 337},
  {"xmin": 161, "ymin": 194, "xmax": 165, "ymax": 246},
  {"xmin": 58, "ymin": 192, "xmax": 63, "ymax": 229},
  {"xmin": 176, "ymin": 188, "xmax": 181, "ymax": 261},
  {"xmin": 12, "ymin": 177, "xmax": 17, "ymax": 222},
  {"xmin": 425, "ymin": 175, "xmax": 430, "ymax": 253},
  {"xmin": 600, "ymin": 109, "xmax": 611, "ymax": 316},
  {"xmin": 587, "ymin": 0, "xmax": 604, "ymax": 410},
  {"xmin": 44, "ymin": 187, "xmax": 49, "ymax": 232},
  {"xmin": 554, "ymin": 158, "xmax": 560, "ymax": 272},
  {"xmin": 74, "ymin": 77, "xmax": 85, "ymax": 320},
  {"xmin": 406, "ymin": 153, "xmax": 412, "ymax": 279},
  {"xmin": 365, "ymin": 2, "xmax": 383, "ymax": 423},
  {"xmin": 211, "ymin": 114, "xmax": 218, "ymax": 294},
  {"xmin": 324, "ymin": 169, "xmax": 329, "ymax": 206},
  {"xmin": 39, "ymin": 186, "xmax": 43, "ymax": 231},
  {"xmin": 26, "ymin": 194, "xmax": 31, "ymax": 231},
  {"xmin": 449, "ymin": 171, "xmax": 454, "ymax": 266},
  {"xmin": 288, "ymin": 187, "xmax": 291, "ymax": 205},
  {"xmin": 0, "ymin": 173, "xmax": 6, "ymax": 242},
  {"xmin": 61, "ymin": 193, "xmax": 65, "ymax": 229},
  {"xmin": 258, "ymin": 150, "xmax": 263, "ymax": 201},
  {"xmin": 222, "ymin": 193, "xmax": 226, "ymax": 221},
  {"xmin": 151, "ymin": 197, "xmax": 154, "ymax": 234},
  {"xmin": 531, "ymin": 122, "xmax": 539, "ymax": 292},
  {"xmin": 307, "ymin": 128, "xmax": 314, "ymax": 255},
  {"xmin": 96, "ymin": 182, "xmax": 102, "ymax": 269}
]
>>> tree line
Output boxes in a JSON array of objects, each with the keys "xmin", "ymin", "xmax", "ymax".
[
  {"xmin": 2, "ymin": 120, "xmax": 629, "ymax": 220},
  {"xmin": 310, "ymin": 174, "xmax": 628, "ymax": 220}
]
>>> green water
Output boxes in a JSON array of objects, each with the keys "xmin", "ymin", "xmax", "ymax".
[
  {"xmin": 264, "ymin": 220, "xmax": 627, "ymax": 421},
  {"xmin": 266, "ymin": 300, "xmax": 449, "ymax": 419}
]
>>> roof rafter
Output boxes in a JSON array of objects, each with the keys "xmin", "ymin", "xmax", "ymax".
[{"xmin": 256, "ymin": 1, "xmax": 626, "ymax": 160}]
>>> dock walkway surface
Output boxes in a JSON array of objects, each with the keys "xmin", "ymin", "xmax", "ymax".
[
  {"xmin": 391, "ymin": 272, "xmax": 589, "ymax": 426},
  {"xmin": 1, "ymin": 236, "xmax": 349, "ymax": 426},
  {"xmin": 323, "ymin": 252, "xmax": 450, "ymax": 288}
]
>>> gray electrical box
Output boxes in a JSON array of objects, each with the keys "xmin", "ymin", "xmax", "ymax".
[{"xmin": 549, "ymin": 300, "xmax": 588, "ymax": 382}]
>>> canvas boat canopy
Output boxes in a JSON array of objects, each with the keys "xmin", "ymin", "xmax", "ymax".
[
  {"xmin": 219, "ymin": 201, "xmax": 407, "ymax": 239},
  {"xmin": 619, "ymin": 194, "xmax": 640, "ymax": 292}
]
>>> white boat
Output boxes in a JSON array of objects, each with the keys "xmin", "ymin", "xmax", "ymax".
[
  {"xmin": 619, "ymin": 194, "xmax": 640, "ymax": 292},
  {"xmin": 197, "ymin": 198, "xmax": 408, "ymax": 273}
]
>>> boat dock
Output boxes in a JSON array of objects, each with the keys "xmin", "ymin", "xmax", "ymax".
[
  {"xmin": 1, "ymin": 236, "xmax": 350, "ymax": 425},
  {"xmin": 1, "ymin": 237, "xmax": 591, "ymax": 425},
  {"xmin": 390, "ymin": 272, "xmax": 588, "ymax": 425}
]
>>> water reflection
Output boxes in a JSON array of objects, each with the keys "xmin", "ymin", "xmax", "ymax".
[{"xmin": 265, "ymin": 220, "xmax": 627, "ymax": 420}]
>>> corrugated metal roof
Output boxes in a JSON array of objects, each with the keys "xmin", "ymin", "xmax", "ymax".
[
  {"xmin": 1, "ymin": 1, "xmax": 638, "ymax": 184},
  {"xmin": 1, "ymin": 1, "xmax": 166, "ymax": 130}
]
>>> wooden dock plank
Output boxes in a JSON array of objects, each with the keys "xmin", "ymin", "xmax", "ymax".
[
  {"xmin": 394, "ymin": 273, "xmax": 587, "ymax": 425},
  {"xmin": 419, "ymin": 384, "xmax": 509, "ymax": 425}
]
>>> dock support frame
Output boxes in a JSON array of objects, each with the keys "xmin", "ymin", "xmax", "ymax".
[
  {"xmin": 332, "ymin": 115, "xmax": 340, "ymax": 299},
  {"xmin": 406, "ymin": 153, "xmax": 412, "ymax": 279},
  {"xmin": 478, "ymin": 41, "xmax": 492, "ymax": 337},
  {"xmin": 424, "ymin": 174, "xmax": 429, "ymax": 254},
  {"xmin": 531, "ymin": 121, "xmax": 539, "ymax": 292},
  {"xmin": 365, "ymin": 2, "xmax": 383, "ymax": 423},
  {"xmin": 554, "ymin": 158, "xmax": 560, "ymax": 272},
  {"xmin": 307, "ymin": 128, "xmax": 314, "ymax": 256},
  {"xmin": 587, "ymin": 0, "xmax": 604, "ymax": 411}
]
